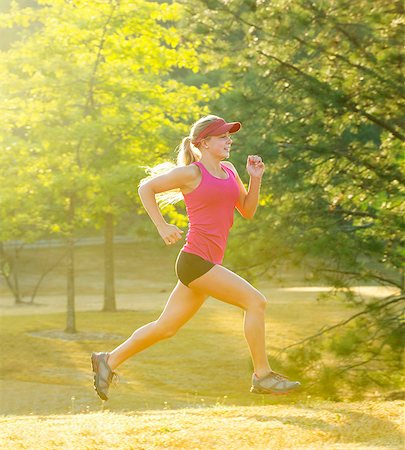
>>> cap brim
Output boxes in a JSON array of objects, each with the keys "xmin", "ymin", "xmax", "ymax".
[{"xmin": 212, "ymin": 121, "xmax": 241, "ymax": 136}]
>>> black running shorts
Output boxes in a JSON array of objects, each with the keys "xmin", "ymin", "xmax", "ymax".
[{"xmin": 175, "ymin": 251, "xmax": 215, "ymax": 287}]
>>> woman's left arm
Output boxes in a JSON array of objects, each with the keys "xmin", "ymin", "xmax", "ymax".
[{"xmin": 223, "ymin": 155, "xmax": 265, "ymax": 219}]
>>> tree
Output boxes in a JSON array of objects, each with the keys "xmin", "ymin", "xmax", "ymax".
[
  {"xmin": 182, "ymin": 0, "xmax": 404, "ymax": 398},
  {"xmin": 0, "ymin": 121, "xmax": 54, "ymax": 304},
  {"xmin": 0, "ymin": 0, "xmax": 226, "ymax": 329}
]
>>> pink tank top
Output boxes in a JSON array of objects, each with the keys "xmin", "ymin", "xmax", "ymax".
[{"xmin": 181, "ymin": 161, "xmax": 240, "ymax": 264}]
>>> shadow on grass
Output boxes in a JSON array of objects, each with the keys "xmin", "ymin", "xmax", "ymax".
[{"xmin": 249, "ymin": 407, "xmax": 404, "ymax": 447}]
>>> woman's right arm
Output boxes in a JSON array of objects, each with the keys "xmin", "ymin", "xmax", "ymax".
[{"xmin": 137, "ymin": 165, "xmax": 196, "ymax": 246}]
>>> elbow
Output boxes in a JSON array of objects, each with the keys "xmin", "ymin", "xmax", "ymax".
[
  {"xmin": 138, "ymin": 183, "xmax": 152, "ymax": 196},
  {"xmin": 238, "ymin": 206, "xmax": 255, "ymax": 219},
  {"xmin": 138, "ymin": 183, "xmax": 154, "ymax": 201},
  {"xmin": 244, "ymin": 206, "xmax": 259, "ymax": 219},
  {"xmin": 243, "ymin": 211, "xmax": 255, "ymax": 220},
  {"xmin": 238, "ymin": 200, "xmax": 257, "ymax": 220}
]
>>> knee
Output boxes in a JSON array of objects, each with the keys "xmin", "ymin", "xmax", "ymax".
[
  {"xmin": 249, "ymin": 291, "xmax": 268, "ymax": 311},
  {"xmin": 153, "ymin": 320, "xmax": 178, "ymax": 339}
]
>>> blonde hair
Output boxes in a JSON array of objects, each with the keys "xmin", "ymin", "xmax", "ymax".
[
  {"xmin": 177, "ymin": 114, "xmax": 221, "ymax": 165},
  {"xmin": 139, "ymin": 115, "xmax": 221, "ymax": 208}
]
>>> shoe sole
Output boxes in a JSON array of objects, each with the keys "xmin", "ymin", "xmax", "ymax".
[
  {"xmin": 250, "ymin": 385, "xmax": 300, "ymax": 395},
  {"xmin": 91, "ymin": 353, "xmax": 108, "ymax": 401}
]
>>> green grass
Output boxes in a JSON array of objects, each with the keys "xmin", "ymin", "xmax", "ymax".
[{"xmin": 0, "ymin": 292, "xmax": 386, "ymax": 415}]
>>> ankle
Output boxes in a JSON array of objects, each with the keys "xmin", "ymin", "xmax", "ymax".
[
  {"xmin": 255, "ymin": 369, "xmax": 272, "ymax": 379},
  {"xmin": 106, "ymin": 353, "xmax": 115, "ymax": 370}
]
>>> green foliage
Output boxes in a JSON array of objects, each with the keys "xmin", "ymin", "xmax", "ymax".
[
  {"xmin": 318, "ymin": 366, "xmax": 340, "ymax": 400},
  {"xmin": 0, "ymin": 0, "xmax": 225, "ymax": 247},
  {"xmin": 0, "ymin": 0, "xmax": 229, "ymax": 311},
  {"xmin": 329, "ymin": 327, "xmax": 365, "ymax": 357},
  {"xmin": 183, "ymin": 0, "xmax": 404, "ymax": 396},
  {"xmin": 283, "ymin": 295, "xmax": 404, "ymax": 399}
]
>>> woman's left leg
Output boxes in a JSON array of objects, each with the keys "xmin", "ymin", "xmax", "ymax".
[{"xmin": 188, "ymin": 265, "xmax": 301, "ymax": 395}]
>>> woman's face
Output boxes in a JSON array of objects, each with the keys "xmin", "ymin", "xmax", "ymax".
[{"xmin": 203, "ymin": 132, "xmax": 233, "ymax": 159}]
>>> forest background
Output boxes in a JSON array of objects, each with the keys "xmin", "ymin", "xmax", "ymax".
[{"xmin": 0, "ymin": 0, "xmax": 403, "ymax": 406}]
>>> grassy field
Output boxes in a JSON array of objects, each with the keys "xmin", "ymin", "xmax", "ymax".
[
  {"xmin": 1, "ymin": 296, "xmax": 370, "ymax": 415},
  {"xmin": 1, "ymin": 402, "xmax": 403, "ymax": 449},
  {"xmin": 0, "ymin": 240, "xmax": 403, "ymax": 448}
]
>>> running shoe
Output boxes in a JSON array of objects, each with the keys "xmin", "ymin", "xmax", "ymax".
[
  {"xmin": 91, "ymin": 352, "xmax": 116, "ymax": 401},
  {"xmin": 250, "ymin": 370, "xmax": 301, "ymax": 395}
]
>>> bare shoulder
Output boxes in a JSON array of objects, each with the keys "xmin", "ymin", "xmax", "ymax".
[
  {"xmin": 140, "ymin": 163, "xmax": 200, "ymax": 194},
  {"xmin": 179, "ymin": 163, "xmax": 202, "ymax": 194},
  {"xmin": 171, "ymin": 164, "xmax": 200, "ymax": 182},
  {"xmin": 168, "ymin": 164, "xmax": 201, "ymax": 193}
]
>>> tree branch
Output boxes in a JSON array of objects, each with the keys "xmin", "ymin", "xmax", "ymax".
[
  {"xmin": 315, "ymin": 267, "xmax": 403, "ymax": 291},
  {"xmin": 277, "ymin": 294, "xmax": 404, "ymax": 353},
  {"xmin": 29, "ymin": 248, "xmax": 69, "ymax": 303}
]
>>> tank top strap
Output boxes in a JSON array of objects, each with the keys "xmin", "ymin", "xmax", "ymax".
[
  {"xmin": 194, "ymin": 161, "xmax": 234, "ymax": 180},
  {"xmin": 221, "ymin": 163, "xmax": 236, "ymax": 178},
  {"xmin": 193, "ymin": 160, "xmax": 206, "ymax": 172}
]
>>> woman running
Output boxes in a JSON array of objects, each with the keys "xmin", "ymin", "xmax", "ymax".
[{"xmin": 91, "ymin": 115, "xmax": 301, "ymax": 400}]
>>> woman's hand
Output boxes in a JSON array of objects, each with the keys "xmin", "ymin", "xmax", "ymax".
[
  {"xmin": 246, "ymin": 155, "xmax": 265, "ymax": 179},
  {"xmin": 157, "ymin": 222, "xmax": 184, "ymax": 246}
]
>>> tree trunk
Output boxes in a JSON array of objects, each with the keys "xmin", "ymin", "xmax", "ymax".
[
  {"xmin": 0, "ymin": 242, "xmax": 23, "ymax": 304},
  {"xmin": 103, "ymin": 211, "xmax": 116, "ymax": 312},
  {"xmin": 11, "ymin": 247, "xmax": 23, "ymax": 304},
  {"xmin": 65, "ymin": 196, "xmax": 76, "ymax": 333}
]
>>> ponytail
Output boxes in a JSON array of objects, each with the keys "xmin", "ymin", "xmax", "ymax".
[
  {"xmin": 176, "ymin": 136, "xmax": 201, "ymax": 166},
  {"xmin": 138, "ymin": 161, "xmax": 182, "ymax": 208}
]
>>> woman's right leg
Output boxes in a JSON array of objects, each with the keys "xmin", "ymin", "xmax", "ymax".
[{"xmin": 107, "ymin": 281, "xmax": 208, "ymax": 370}]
